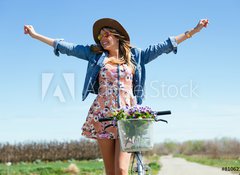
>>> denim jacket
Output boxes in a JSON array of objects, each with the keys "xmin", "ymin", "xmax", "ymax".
[{"xmin": 53, "ymin": 37, "xmax": 177, "ymax": 104}]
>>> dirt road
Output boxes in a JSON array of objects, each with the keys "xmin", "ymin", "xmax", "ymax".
[{"xmin": 158, "ymin": 155, "xmax": 234, "ymax": 175}]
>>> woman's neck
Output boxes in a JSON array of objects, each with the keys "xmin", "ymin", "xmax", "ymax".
[{"xmin": 108, "ymin": 49, "xmax": 119, "ymax": 58}]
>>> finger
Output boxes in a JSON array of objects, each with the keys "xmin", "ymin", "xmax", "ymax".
[
  {"xmin": 203, "ymin": 20, "xmax": 209, "ymax": 27},
  {"xmin": 200, "ymin": 19, "xmax": 206, "ymax": 25},
  {"xmin": 24, "ymin": 25, "xmax": 30, "ymax": 30},
  {"xmin": 203, "ymin": 19, "xmax": 208, "ymax": 24},
  {"xmin": 24, "ymin": 26, "xmax": 28, "ymax": 34},
  {"xmin": 25, "ymin": 25, "xmax": 32, "ymax": 29},
  {"xmin": 24, "ymin": 25, "xmax": 32, "ymax": 33},
  {"xmin": 200, "ymin": 19, "xmax": 208, "ymax": 24},
  {"xmin": 200, "ymin": 21, "xmax": 205, "ymax": 26}
]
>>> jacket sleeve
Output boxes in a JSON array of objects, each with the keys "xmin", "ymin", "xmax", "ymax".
[
  {"xmin": 141, "ymin": 36, "xmax": 178, "ymax": 64},
  {"xmin": 53, "ymin": 39, "xmax": 91, "ymax": 61}
]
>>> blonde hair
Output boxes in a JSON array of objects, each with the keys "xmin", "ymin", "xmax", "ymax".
[{"xmin": 90, "ymin": 27, "xmax": 135, "ymax": 71}]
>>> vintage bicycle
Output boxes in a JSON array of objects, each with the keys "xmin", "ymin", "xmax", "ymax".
[{"xmin": 99, "ymin": 106, "xmax": 171, "ymax": 175}]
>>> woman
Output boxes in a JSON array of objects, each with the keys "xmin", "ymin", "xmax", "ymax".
[{"xmin": 24, "ymin": 18, "xmax": 208, "ymax": 175}]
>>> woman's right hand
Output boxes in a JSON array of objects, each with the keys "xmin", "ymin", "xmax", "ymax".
[{"xmin": 24, "ymin": 25, "xmax": 37, "ymax": 38}]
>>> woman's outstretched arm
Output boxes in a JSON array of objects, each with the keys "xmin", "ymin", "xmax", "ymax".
[
  {"xmin": 24, "ymin": 25, "xmax": 91, "ymax": 60},
  {"xmin": 24, "ymin": 25, "xmax": 54, "ymax": 47},
  {"xmin": 175, "ymin": 19, "xmax": 209, "ymax": 44}
]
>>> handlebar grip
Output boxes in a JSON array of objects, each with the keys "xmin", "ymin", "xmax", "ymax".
[
  {"xmin": 155, "ymin": 118, "xmax": 168, "ymax": 123},
  {"xmin": 155, "ymin": 111, "xmax": 171, "ymax": 116},
  {"xmin": 98, "ymin": 117, "xmax": 114, "ymax": 122}
]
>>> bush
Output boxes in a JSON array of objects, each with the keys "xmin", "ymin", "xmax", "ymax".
[
  {"xmin": 0, "ymin": 137, "xmax": 239, "ymax": 163},
  {"xmin": 153, "ymin": 138, "xmax": 240, "ymax": 159},
  {"xmin": 0, "ymin": 139, "xmax": 101, "ymax": 163}
]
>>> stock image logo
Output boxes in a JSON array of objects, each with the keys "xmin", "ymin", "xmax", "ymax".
[{"xmin": 41, "ymin": 73, "xmax": 75, "ymax": 102}]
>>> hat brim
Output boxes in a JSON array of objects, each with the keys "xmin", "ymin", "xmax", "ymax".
[{"xmin": 93, "ymin": 18, "xmax": 130, "ymax": 44}]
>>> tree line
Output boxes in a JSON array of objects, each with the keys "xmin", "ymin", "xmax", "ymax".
[{"xmin": 0, "ymin": 137, "xmax": 239, "ymax": 163}]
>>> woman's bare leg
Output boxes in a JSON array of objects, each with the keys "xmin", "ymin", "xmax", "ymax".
[
  {"xmin": 115, "ymin": 139, "xmax": 132, "ymax": 175},
  {"xmin": 97, "ymin": 139, "xmax": 115, "ymax": 175}
]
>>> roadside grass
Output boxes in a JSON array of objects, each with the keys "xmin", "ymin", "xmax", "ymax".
[
  {"xmin": 0, "ymin": 160, "xmax": 104, "ymax": 175},
  {"xmin": 176, "ymin": 154, "xmax": 240, "ymax": 167},
  {"xmin": 175, "ymin": 154, "xmax": 240, "ymax": 174},
  {"xmin": 143, "ymin": 155, "xmax": 161, "ymax": 175},
  {"xmin": 0, "ymin": 155, "xmax": 161, "ymax": 175}
]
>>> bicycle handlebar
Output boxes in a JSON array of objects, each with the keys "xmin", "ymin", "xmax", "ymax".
[
  {"xmin": 154, "ymin": 110, "xmax": 171, "ymax": 123},
  {"xmin": 98, "ymin": 117, "xmax": 114, "ymax": 122},
  {"xmin": 155, "ymin": 110, "xmax": 171, "ymax": 116},
  {"xmin": 98, "ymin": 110, "xmax": 171, "ymax": 123}
]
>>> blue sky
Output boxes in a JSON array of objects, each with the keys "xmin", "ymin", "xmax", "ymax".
[{"xmin": 0, "ymin": 0, "xmax": 240, "ymax": 143}]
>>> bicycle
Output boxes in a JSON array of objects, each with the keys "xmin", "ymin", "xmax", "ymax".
[{"xmin": 99, "ymin": 109, "xmax": 171, "ymax": 175}]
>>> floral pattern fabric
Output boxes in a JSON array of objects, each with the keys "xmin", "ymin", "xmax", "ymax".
[{"xmin": 81, "ymin": 62, "xmax": 136, "ymax": 139}]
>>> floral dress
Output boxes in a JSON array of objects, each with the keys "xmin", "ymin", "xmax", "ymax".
[{"xmin": 81, "ymin": 62, "xmax": 136, "ymax": 139}]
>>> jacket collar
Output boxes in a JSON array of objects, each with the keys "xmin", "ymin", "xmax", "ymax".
[{"xmin": 96, "ymin": 52, "xmax": 107, "ymax": 67}]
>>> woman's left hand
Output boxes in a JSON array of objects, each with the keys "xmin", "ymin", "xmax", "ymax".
[{"xmin": 195, "ymin": 19, "xmax": 209, "ymax": 32}]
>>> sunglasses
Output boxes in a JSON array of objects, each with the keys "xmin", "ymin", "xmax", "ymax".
[{"xmin": 97, "ymin": 31, "xmax": 111, "ymax": 41}]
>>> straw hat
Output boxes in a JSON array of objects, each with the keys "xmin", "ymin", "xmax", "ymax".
[{"xmin": 93, "ymin": 18, "xmax": 130, "ymax": 43}]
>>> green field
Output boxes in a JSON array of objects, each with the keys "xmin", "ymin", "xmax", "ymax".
[
  {"xmin": 0, "ymin": 156, "xmax": 160, "ymax": 175},
  {"xmin": 0, "ymin": 160, "xmax": 104, "ymax": 175},
  {"xmin": 176, "ymin": 154, "xmax": 240, "ymax": 167},
  {"xmin": 176, "ymin": 154, "xmax": 240, "ymax": 174}
]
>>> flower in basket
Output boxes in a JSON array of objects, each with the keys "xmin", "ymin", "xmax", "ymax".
[
  {"xmin": 112, "ymin": 105, "xmax": 156, "ymax": 120},
  {"xmin": 112, "ymin": 105, "xmax": 156, "ymax": 151}
]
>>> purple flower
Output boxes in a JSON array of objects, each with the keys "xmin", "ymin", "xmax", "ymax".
[{"xmin": 113, "ymin": 105, "xmax": 155, "ymax": 120}]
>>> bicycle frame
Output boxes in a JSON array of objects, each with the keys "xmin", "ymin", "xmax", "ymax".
[{"xmin": 133, "ymin": 151, "xmax": 150, "ymax": 175}]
